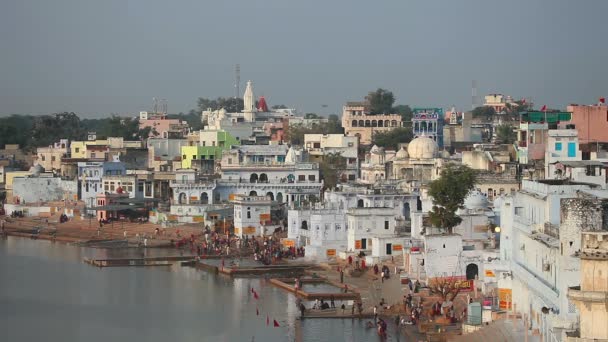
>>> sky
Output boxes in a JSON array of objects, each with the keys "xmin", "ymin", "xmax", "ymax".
[{"xmin": 1, "ymin": 0, "xmax": 607, "ymax": 118}]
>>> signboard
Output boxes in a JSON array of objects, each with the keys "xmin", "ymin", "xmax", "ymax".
[
  {"xmin": 354, "ymin": 240, "xmax": 362, "ymax": 249},
  {"xmin": 281, "ymin": 239, "xmax": 296, "ymax": 248},
  {"xmin": 326, "ymin": 249, "xmax": 336, "ymax": 257},
  {"xmin": 229, "ymin": 194, "xmax": 235, "ymax": 201},
  {"xmin": 193, "ymin": 216, "xmax": 205, "ymax": 223},
  {"xmin": 167, "ymin": 215, "xmax": 178, "ymax": 222},
  {"xmin": 429, "ymin": 276, "xmax": 474, "ymax": 292},
  {"xmin": 393, "ymin": 244, "xmax": 403, "ymax": 252},
  {"xmin": 498, "ymin": 288, "xmax": 512, "ymax": 309},
  {"xmin": 234, "ymin": 227, "xmax": 241, "ymax": 235},
  {"xmin": 243, "ymin": 226, "xmax": 256, "ymax": 235},
  {"xmin": 259, "ymin": 213, "xmax": 271, "ymax": 221},
  {"xmin": 190, "ymin": 196, "xmax": 198, "ymax": 201},
  {"xmin": 485, "ymin": 269, "xmax": 496, "ymax": 277}
]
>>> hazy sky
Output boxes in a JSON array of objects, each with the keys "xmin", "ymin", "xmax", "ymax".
[{"xmin": 2, "ymin": 0, "xmax": 607, "ymax": 117}]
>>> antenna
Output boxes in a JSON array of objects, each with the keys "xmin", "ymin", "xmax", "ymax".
[
  {"xmin": 153, "ymin": 97, "xmax": 158, "ymax": 114},
  {"xmin": 235, "ymin": 64, "xmax": 241, "ymax": 98},
  {"xmin": 471, "ymin": 80, "xmax": 478, "ymax": 110},
  {"xmin": 162, "ymin": 99, "xmax": 167, "ymax": 114}
]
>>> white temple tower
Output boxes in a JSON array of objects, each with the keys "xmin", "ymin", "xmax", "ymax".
[{"xmin": 242, "ymin": 80, "xmax": 256, "ymax": 122}]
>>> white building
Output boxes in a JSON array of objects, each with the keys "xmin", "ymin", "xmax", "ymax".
[
  {"xmin": 304, "ymin": 134, "xmax": 359, "ymax": 181},
  {"xmin": 498, "ymin": 181, "xmax": 608, "ymax": 341},
  {"xmin": 78, "ymin": 160, "xmax": 126, "ymax": 213},
  {"xmin": 232, "ymin": 194, "xmax": 272, "ymax": 237}
]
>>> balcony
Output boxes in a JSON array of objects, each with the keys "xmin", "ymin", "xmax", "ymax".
[{"xmin": 568, "ymin": 286, "xmax": 608, "ymax": 303}]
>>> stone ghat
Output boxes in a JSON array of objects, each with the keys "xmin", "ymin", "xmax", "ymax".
[
  {"xmin": 84, "ymin": 255, "xmax": 195, "ymax": 267},
  {"xmin": 269, "ymin": 277, "xmax": 361, "ymax": 301},
  {"xmin": 195, "ymin": 260, "xmax": 310, "ymax": 277}
]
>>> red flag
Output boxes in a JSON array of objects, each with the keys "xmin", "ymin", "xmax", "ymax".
[
  {"xmin": 600, "ymin": 97, "xmax": 606, "ymax": 104},
  {"xmin": 254, "ymin": 291, "xmax": 259, "ymax": 300},
  {"xmin": 251, "ymin": 287, "xmax": 254, "ymax": 294},
  {"xmin": 521, "ymin": 98, "xmax": 526, "ymax": 104},
  {"xmin": 540, "ymin": 105, "xmax": 547, "ymax": 111},
  {"xmin": 266, "ymin": 315, "xmax": 269, "ymax": 326},
  {"xmin": 273, "ymin": 319, "xmax": 280, "ymax": 327},
  {"xmin": 256, "ymin": 307, "xmax": 259, "ymax": 316}
]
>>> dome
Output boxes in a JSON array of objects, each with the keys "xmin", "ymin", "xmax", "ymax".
[
  {"xmin": 395, "ymin": 146, "xmax": 409, "ymax": 160},
  {"xmin": 441, "ymin": 150, "xmax": 451, "ymax": 158},
  {"xmin": 407, "ymin": 136, "xmax": 438, "ymax": 159},
  {"xmin": 285, "ymin": 147, "xmax": 297, "ymax": 164},
  {"xmin": 464, "ymin": 190, "xmax": 489, "ymax": 210}
]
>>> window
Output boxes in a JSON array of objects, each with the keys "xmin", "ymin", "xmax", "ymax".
[
  {"xmin": 385, "ymin": 221, "xmax": 389, "ymax": 230},
  {"xmin": 298, "ymin": 175, "xmax": 306, "ymax": 181},
  {"xmin": 308, "ymin": 175, "xmax": 315, "ymax": 181},
  {"xmin": 91, "ymin": 153, "xmax": 96, "ymax": 158},
  {"xmin": 75, "ymin": 148, "xmax": 80, "ymax": 153},
  {"xmin": 247, "ymin": 207, "xmax": 251, "ymax": 219},
  {"xmin": 568, "ymin": 142, "xmax": 576, "ymax": 157},
  {"xmin": 41, "ymin": 155, "xmax": 45, "ymax": 161},
  {"xmin": 313, "ymin": 143, "xmax": 320, "ymax": 148},
  {"xmin": 182, "ymin": 155, "xmax": 187, "ymax": 160},
  {"xmin": 555, "ymin": 142, "xmax": 562, "ymax": 151},
  {"xmin": 348, "ymin": 174, "xmax": 356, "ymax": 181},
  {"xmin": 348, "ymin": 142, "xmax": 354, "ymax": 147},
  {"xmin": 192, "ymin": 155, "xmax": 197, "ymax": 160},
  {"xmin": 202, "ymin": 141, "xmax": 206, "ymax": 146},
  {"xmin": 228, "ymin": 158, "xmax": 232, "ymax": 164}
]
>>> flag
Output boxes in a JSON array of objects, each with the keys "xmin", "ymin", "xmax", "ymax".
[
  {"xmin": 266, "ymin": 315, "xmax": 269, "ymax": 326},
  {"xmin": 254, "ymin": 291, "xmax": 259, "ymax": 300},
  {"xmin": 251, "ymin": 287, "xmax": 254, "ymax": 294},
  {"xmin": 521, "ymin": 98, "xmax": 526, "ymax": 104},
  {"xmin": 273, "ymin": 319, "xmax": 280, "ymax": 327},
  {"xmin": 256, "ymin": 307, "xmax": 259, "ymax": 316},
  {"xmin": 600, "ymin": 97, "xmax": 606, "ymax": 104},
  {"xmin": 540, "ymin": 105, "xmax": 547, "ymax": 111}
]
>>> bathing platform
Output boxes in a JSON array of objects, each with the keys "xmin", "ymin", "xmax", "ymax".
[
  {"xmin": 84, "ymin": 255, "xmax": 195, "ymax": 267},
  {"xmin": 196, "ymin": 259, "xmax": 310, "ymax": 277}
]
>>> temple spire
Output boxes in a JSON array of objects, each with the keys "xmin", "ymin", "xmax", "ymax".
[{"xmin": 242, "ymin": 80, "xmax": 256, "ymax": 121}]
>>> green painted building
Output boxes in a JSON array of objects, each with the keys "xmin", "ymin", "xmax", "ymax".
[{"xmin": 181, "ymin": 130, "xmax": 239, "ymax": 168}]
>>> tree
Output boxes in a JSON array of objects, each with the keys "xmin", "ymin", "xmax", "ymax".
[
  {"xmin": 31, "ymin": 112, "xmax": 86, "ymax": 147},
  {"xmin": 196, "ymin": 97, "xmax": 244, "ymax": 113},
  {"xmin": 427, "ymin": 276, "xmax": 465, "ymax": 302},
  {"xmin": 427, "ymin": 164, "xmax": 477, "ymax": 233},
  {"xmin": 393, "ymin": 104, "xmax": 413, "ymax": 122},
  {"xmin": 272, "ymin": 104, "xmax": 288, "ymax": 109},
  {"xmin": 366, "ymin": 88, "xmax": 395, "ymax": 114},
  {"xmin": 319, "ymin": 152, "xmax": 347, "ymax": 190},
  {"xmin": 471, "ymin": 106, "xmax": 495, "ymax": 118},
  {"xmin": 284, "ymin": 119, "xmax": 343, "ymax": 146},
  {"xmin": 495, "ymin": 124, "xmax": 517, "ymax": 144},
  {"xmin": 305, "ymin": 113, "xmax": 320, "ymax": 119},
  {"xmin": 372, "ymin": 127, "xmax": 413, "ymax": 150}
]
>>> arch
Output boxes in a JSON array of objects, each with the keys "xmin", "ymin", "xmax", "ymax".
[
  {"xmin": 357, "ymin": 199, "xmax": 364, "ymax": 208},
  {"xmin": 276, "ymin": 192, "xmax": 283, "ymax": 203},
  {"xmin": 178, "ymin": 193, "xmax": 187, "ymax": 204},
  {"xmin": 420, "ymin": 121, "xmax": 427, "ymax": 131},
  {"xmin": 487, "ymin": 188, "xmax": 494, "ymax": 200},
  {"xmin": 466, "ymin": 263, "xmax": 479, "ymax": 280},
  {"xmin": 250, "ymin": 173, "xmax": 258, "ymax": 183},
  {"xmin": 385, "ymin": 120, "xmax": 390, "ymax": 127},
  {"xmin": 358, "ymin": 120, "xmax": 364, "ymax": 127},
  {"xmin": 249, "ymin": 190, "xmax": 258, "ymax": 196},
  {"xmin": 391, "ymin": 120, "xmax": 398, "ymax": 127},
  {"xmin": 378, "ymin": 120, "xmax": 384, "ymax": 127},
  {"xmin": 259, "ymin": 173, "xmax": 268, "ymax": 183},
  {"xmin": 371, "ymin": 120, "xmax": 377, "ymax": 127},
  {"xmin": 266, "ymin": 192, "xmax": 274, "ymax": 201},
  {"xmin": 200, "ymin": 192, "xmax": 209, "ymax": 204},
  {"xmin": 428, "ymin": 122, "xmax": 433, "ymax": 131},
  {"xmin": 352, "ymin": 120, "xmax": 358, "ymax": 127},
  {"xmin": 365, "ymin": 120, "xmax": 371, "ymax": 127},
  {"xmin": 301, "ymin": 220, "xmax": 308, "ymax": 230}
]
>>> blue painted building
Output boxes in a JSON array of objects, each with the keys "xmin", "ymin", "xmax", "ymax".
[{"xmin": 412, "ymin": 108, "xmax": 444, "ymax": 148}]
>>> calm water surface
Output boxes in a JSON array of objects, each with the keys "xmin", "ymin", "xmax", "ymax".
[{"xmin": 0, "ymin": 237, "xmax": 404, "ymax": 341}]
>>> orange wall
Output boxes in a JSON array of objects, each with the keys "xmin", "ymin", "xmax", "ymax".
[{"xmin": 566, "ymin": 105, "xmax": 608, "ymax": 143}]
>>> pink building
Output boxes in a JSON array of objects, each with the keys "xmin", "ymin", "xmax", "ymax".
[
  {"xmin": 263, "ymin": 119, "xmax": 286, "ymax": 142},
  {"xmin": 565, "ymin": 102, "xmax": 608, "ymax": 143},
  {"xmin": 139, "ymin": 111, "xmax": 188, "ymax": 138}
]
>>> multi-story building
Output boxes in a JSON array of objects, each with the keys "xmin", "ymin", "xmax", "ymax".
[
  {"xmin": 147, "ymin": 138, "xmax": 188, "ymax": 172},
  {"xmin": 78, "ymin": 160, "xmax": 126, "ymax": 213},
  {"xmin": 232, "ymin": 194, "xmax": 272, "ymax": 237},
  {"xmin": 412, "ymin": 108, "xmax": 444, "ymax": 147},
  {"xmin": 181, "ymin": 130, "xmax": 240, "ymax": 169},
  {"xmin": 304, "ymin": 134, "xmax": 359, "ymax": 181},
  {"xmin": 483, "ymin": 94, "xmax": 518, "ymax": 114},
  {"xmin": 139, "ymin": 111, "xmax": 189, "ymax": 138},
  {"xmin": 516, "ymin": 111, "xmax": 572, "ymax": 164},
  {"xmin": 341, "ymin": 102, "xmax": 402, "ymax": 145},
  {"xmin": 567, "ymin": 229, "xmax": 608, "ymax": 341},
  {"xmin": 36, "ymin": 139, "xmax": 69, "ymax": 172},
  {"xmin": 565, "ymin": 101, "xmax": 608, "ymax": 144}
]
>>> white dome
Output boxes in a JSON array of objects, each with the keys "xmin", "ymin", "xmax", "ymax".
[
  {"xmin": 441, "ymin": 150, "xmax": 451, "ymax": 158},
  {"xmin": 464, "ymin": 190, "xmax": 489, "ymax": 210},
  {"xmin": 407, "ymin": 136, "xmax": 438, "ymax": 159},
  {"xmin": 395, "ymin": 146, "xmax": 409, "ymax": 160},
  {"xmin": 370, "ymin": 145, "xmax": 384, "ymax": 155}
]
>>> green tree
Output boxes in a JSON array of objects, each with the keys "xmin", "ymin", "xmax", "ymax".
[
  {"xmin": 393, "ymin": 104, "xmax": 413, "ymax": 122},
  {"xmin": 31, "ymin": 112, "xmax": 86, "ymax": 147},
  {"xmin": 197, "ymin": 97, "xmax": 244, "ymax": 113},
  {"xmin": 319, "ymin": 152, "xmax": 346, "ymax": 190},
  {"xmin": 284, "ymin": 118, "xmax": 344, "ymax": 146},
  {"xmin": 305, "ymin": 113, "xmax": 320, "ymax": 119},
  {"xmin": 0, "ymin": 114, "xmax": 35, "ymax": 149},
  {"xmin": 366, "ymin": 88, "xmax": 395, "ymax": 114},
  {"xmin": 372, "ymin": 127, "xmax": 413, "ymax": 150},
  {"xmin": 495, "ymin": 124, "xmax": 517, "ymax": 144},
  {"xmin": 427, "ymin": 164, "xmax": 477, "ymax": 233},
  {"xmin": 471, "ymin": 106, "xmax": 496, "ymax": 118}
]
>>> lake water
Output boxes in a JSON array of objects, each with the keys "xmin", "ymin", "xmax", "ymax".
[{"xmin": 0, "ymin": 237, "xmax": 406, "ymax": 341}]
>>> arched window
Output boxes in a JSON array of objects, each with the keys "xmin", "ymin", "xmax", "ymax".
[
  {"xmin": 357, "ymin": 199, "xmax": 364, "ymax": 208},
  {"xmin": 301, "ymin": 220, "xmax": 308, "ymax": 230},
  {"xmin": 365, "ymin": 120, "xmax": 371, "ymax": 127},
  {"xmin": 178, "ymin": 193, "xmax": 187, "ymax": 204},
  {"xmin": 247, "ymin": 207, "xmax": 251, "ymax": 219},
  {"xmin": 250, "ymin": 173, "xmax": 258, "ymax": 183},
  {"xmin": 352, "ymin": 120, "xmax": 358, "ymax": 127},
  {"xmin": 391, "ymin": 120, "xmax": 398, "ymax": 127},
  {"xmin": 266, "ymin": 192, "xmax": 274, "ymax": 201},
  {"xmin": 259, "ymin": 173, "xmax": 268, "ymax": 183},
  {"xmin": 359, "ymin": 120, "xmax": 364, "ymax": 127},
  {"xmin": 249, "ymin": 190, "xmax": 258, "ymax": 196},
  {"xmin": 371, "ymin": 120, "xmax": 377, "ymax": 127},
  {"xmin": 276, "ymin": 192, "xmax": 283, "ymax": 203},
  {"xmin": 385, "ymin": 120, "xmax": 390, "ymax": 127},
  {"xmin": 466, "ymin": 264, "xmax": 479, "ymax": 280},
  {"xmin": 200, "ymin": 192, "xmax": 209, "ymax": 204},
  {"xmin": 378, "ymin": 120, "xmax": 384, "ymax": 127}
]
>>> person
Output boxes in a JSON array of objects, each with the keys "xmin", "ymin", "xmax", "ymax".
[
  {"xmin": 330, "ymin": 296, "xmax": 335, "ymax": 309},
  {"xmin": 340, "ymin": 268, "xmax": 344, "ymax": 283},
  {"xmin": 313, "ymin": 299, "xmax": 320, "ymax": 310},
  {"xmin": 299, "ymin": 302, "xmax": 306, "ymax": 317},
  {"xmin": 357, "ymin": 301, "xmax": 363, "ymax": 316},
  {"xmin": 406, "ymin": 293, "xmax": 413, "ymax": 312},
  {"xmin": 395, "ymin": 314, "xmax": 400, "ymax": 326},
  {"xmin": 341, "ymin": 303, "xmax": 346, "ymax": 314},
  {"xmin": 351, "ymin": 303, "xmax": 355, "ymax": 316},
  {"xmin": 432, "ymin": 301, "xmax": 441, "ymax": 316},
  {"xmin": 381, "ymin": 270, "xmax": 385, "ymax": 283},
  {"xmin": 348, "ymin": 255, "xmax": 353, "ymax": 265},
  {"xmin": 379, "ymin": 298, "xmax": 386, "ymax": 307},
  {"xmin": 344, "ymin": 284, "xmax": 348, "ymax": 293},
  {"xmin": 294, "ymin": 278, "xmax": 299, "ymax": 294},
  {"xmin": 373, "ymin": 305, "xmax": 378, "ymax": 322}
]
